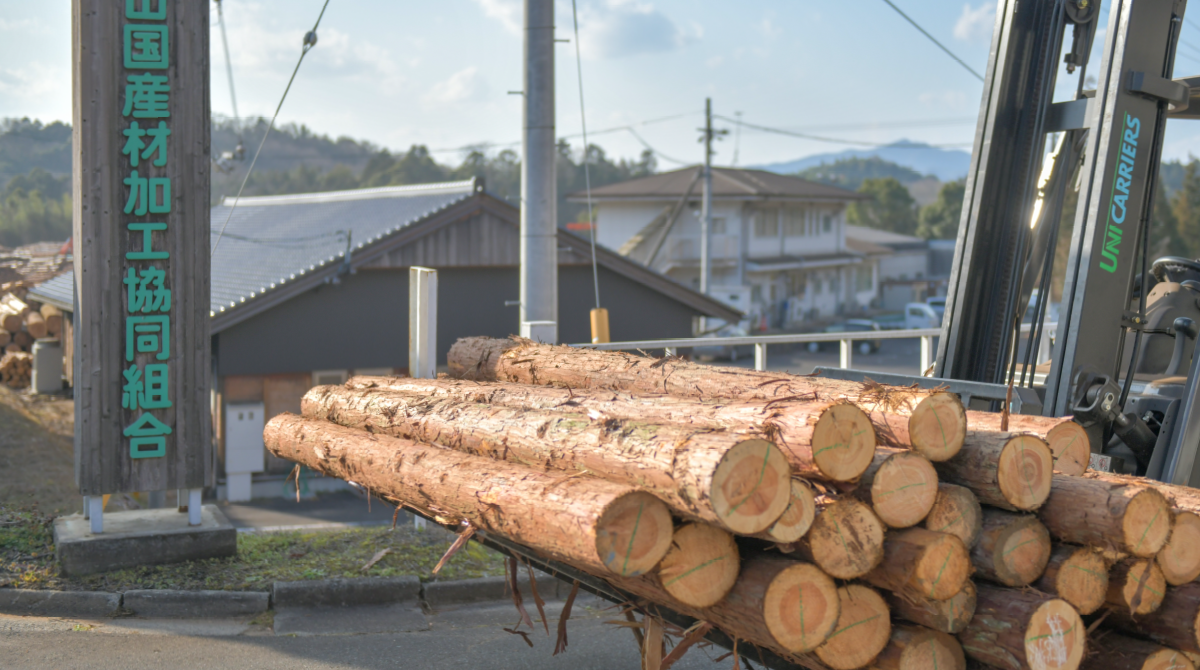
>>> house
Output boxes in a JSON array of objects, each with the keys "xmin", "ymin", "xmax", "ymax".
[
  {"xmin": 844, "ymin": 225, "xmax": 952, "ymax": 310},
  {"xmin": 29, "ymin": 178, "xmax": 738, "ymax": 501},
  {"xmin": 569, "ymin": 166, "xmax": 871, "ymax": 327}
]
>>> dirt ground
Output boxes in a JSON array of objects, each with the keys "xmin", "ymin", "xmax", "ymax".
[{"xmin": 0, "ymin": 387, "xmax": 80, "ymax": 515}]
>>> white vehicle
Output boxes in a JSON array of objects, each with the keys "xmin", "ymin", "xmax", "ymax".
[{"xmin": 905, "ymin": 302, "xmax": 942, "ymax": 329}]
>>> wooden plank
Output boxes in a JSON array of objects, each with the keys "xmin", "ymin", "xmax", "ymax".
[{"xmin": 72, "ymin": 0, "xmax": 212, "ymax": 495}]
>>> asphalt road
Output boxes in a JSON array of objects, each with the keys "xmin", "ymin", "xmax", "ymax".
[{"xmin": 0, "ymin": 596, "xmax": 741, "ymax": 670}]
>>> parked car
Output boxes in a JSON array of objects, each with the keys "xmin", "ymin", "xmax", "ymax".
[
  {"xmin": 806, "ymin": 319, "xmax": 883, "ymax": 355},
  {"xmin": 905, "ymin": 302, "xmax": 943, "ymax": 329},
  {"xmin": 926, "ymin": 296, "xmax": 946, "ymax": 319},
  {"xmin": 692, "ymin": 325, "xmax": 753, "ymax": 362}
]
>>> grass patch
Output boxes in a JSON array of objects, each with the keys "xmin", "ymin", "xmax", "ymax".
[{"xmin": 1, "ymin": 504, "xmax": 506, "ymax": 592}]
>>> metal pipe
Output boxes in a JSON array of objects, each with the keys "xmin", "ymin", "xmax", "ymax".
[
  {"xmin": 754, "ymin": 342, "xmax": 767, "ymax": 371},
  {"xmin": 519, "ymin": 0, "xmax": 557, "ymax": 343},
  {"xmin": 839, "ymin": 339, "xmax": 853, "ymax": 369}
]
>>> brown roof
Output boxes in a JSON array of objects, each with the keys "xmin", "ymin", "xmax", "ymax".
[{"xmin": 569, "ymin": 166, "xmax": 867, "ymax": 202}]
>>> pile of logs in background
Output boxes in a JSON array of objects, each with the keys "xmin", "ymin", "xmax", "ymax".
[
  {"xmin": 264, "ymin": 336, "xmax": 1200, "ymax": 670},
  {"xmin": 0, "ymin": 281, "xmax": 60, "ymax": 389}
]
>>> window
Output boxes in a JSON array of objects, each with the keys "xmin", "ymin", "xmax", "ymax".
[
  {"xmin": 788, "ymin": 272, "xmax": 806, "ymax": 297},
  {"xmin": 751, "ymin": 285, "xmax": 763, "ymax": 303},
  {"xmin": 712, "ymin": 217, "xmax": 727, "ymax": 234},
  {"xmin": 783, "ymin": 208, "xmax": 805, "ymax": 237},
  {"xmin": 823, "ymin": 215, "xmax": 833, "ymax": 233},
  {"xmin": 754, "ymin": 210, "xmax": 778, "ymax": 237},
  {"xmin": 856, "ymin": 267, "xmax": 873, "ymax": 292}
]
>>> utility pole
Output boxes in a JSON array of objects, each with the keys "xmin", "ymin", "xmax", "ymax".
[
  {"xmin": 519, "ymin": 0, "xmax": 557, "ymax": 344},
  {"xmin": 698, "ymin": 98, "xmax": 727, "ymax": 296}
]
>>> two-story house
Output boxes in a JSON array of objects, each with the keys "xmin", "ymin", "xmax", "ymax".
[{"xmin": 570, "ymin": 166, "xmax": 871, "ymax": 328}]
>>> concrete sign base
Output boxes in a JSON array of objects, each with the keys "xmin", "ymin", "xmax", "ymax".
[{"xmin": 54, "ymin": 506, "xmax": 235, "ymax": 576}]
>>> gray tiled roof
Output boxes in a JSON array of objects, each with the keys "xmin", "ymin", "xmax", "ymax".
[
  {"xmin": 569, "ymin": 166, "xmax": 867, "ymax": 201},
  {"xmin": 28, "ymin": 179, "xmax": 479, "ymax": 316}
]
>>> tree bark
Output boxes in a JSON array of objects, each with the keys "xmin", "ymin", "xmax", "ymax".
[
  {"xmin": 655, "ymin": 522, "xmax": 740, "ymax": 609},
  {"xmin": 933, "ymin": 432, "xmax": 1053, "ymax": 511},
  {"xmin": 345, "ymin": 375, "xmax": 878, "ymax": 483},
  {"xmin": 1158, "ymin": 511, "xmax": 1200, "ymax": 586},
  {"xmin": 304, "ymin": 385, "xmax": 791, "ymax": 535},
  {"xmin": 750, "ymin": 479, "xmax": 816, "ymax": 544},
  {"xmin": 263, "ymin": 413, "xmax": 673, "ymax": 577},
  {"xmin": 791, "ymin": 497, "xmax": 886, "ymax": 579},
  {"xmin": 855, "ymin": 448, "xmax": 938, "ymax": 529},
  {"xmin": 862, "ymin": 528, "xmax": 970, "ymax": 601},
  {"xmin": 446, "ymin": 337, "xmax": 966, "ymax": 462},
  {"xmin": 959, "ymin": 584, "xmax": 1086, "ymax": 670},
  {"xmin": 1034, "ymin": 545, "xmax": 1108, "ymax": 616},
  {"xmin": 885, "ymin": 580, "xmax": 976, "ymax": 635},
  {"xmin": 1038, "ymin": 474, "xmax": 1173, "ymax": 558},
  {"xmin": 867, "ymin": 624, "xmax": 966, "ymax": 670},
  {"xmin": 972, "ymin": 508, "xmax": 1052, "ymax": 587},
  {"xmin": 1106, "ymin": 582, "xmax": 1200, "ymax": 654},
  {"xmin": 23, "ymin": 311, "xmax": 46, "ymax": 339},
  {"xmin": 965, "ymin": 412, "xmax": 1089, "ymax": 476},
  {"xmin": 1079, "ymin": 634, "xmax": 1196, "ymax": 670},
  {"xmin": 1107, "ymin": 558, "xmax": 1167, "ymax": 616},
  {"xmin": 924, "ymin": 483, "xmax": 982, "ymax": 549},
  {"xmin": 814, "ymin": 584, "xmax": 892, "ymax": 670}
]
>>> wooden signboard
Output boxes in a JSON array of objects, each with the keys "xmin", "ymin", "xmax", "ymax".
[{"xmin": 72, "ymin": 0, "xmax": 212, "ymax": 495}]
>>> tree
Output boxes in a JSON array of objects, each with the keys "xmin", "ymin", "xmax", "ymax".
[
  {"xmin": 797, "ymin": 156, "xmax": 925, "ymax": 191},
  {"xmin": 917, "ymin": 179, "xmax": 965, "ymax": 239},
  {"xmin": 1173, "ymin": 160, "xmax": 1200, "ymax": 259},
  {"xmin": 848, "ymin": 177, "xmax": 919, "ymax": 235}
]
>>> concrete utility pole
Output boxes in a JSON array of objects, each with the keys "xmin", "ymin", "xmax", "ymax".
[
  {"xmin": 519, "ymin": 0, "xmax": 557, "ymax": 343},
  {"xmin": 698, "ymin": 98, "xmax": 726, "ymax": 295}
]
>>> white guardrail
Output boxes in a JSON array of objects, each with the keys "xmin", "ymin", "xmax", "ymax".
[{"xmin": 572, "ymin": 322, "xmax": 1058, "ymax": 374}]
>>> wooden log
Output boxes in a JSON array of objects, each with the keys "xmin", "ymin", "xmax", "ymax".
[
  {"xmin": 5, "ymin": 343, "xmax": 20, "ymax": 354},
  {"xmin": 960, "ymin": 584, "xmax": 1086, "ymax": 670},
  {"xmin": 1034, "ymin": 545, "xmax": 1107, "ymax": 615},
  {"xmin": 966, "ymin": 412, "xmax": 1090, "ymax": 476},
  {"xmin": 885, "ymin": 580, "xmax": 976, "ymax": 635},
  {"xmin": 924, "ymin": 483, "xmax": 982, "ymax": 548},
  {"xmin": 862, "ymin": 528, "xmax": 970, "ymax": 601},
  {"xmin": 655, "ymin": 522, "xmax": 739, "ymax": 608},
  {"xmin": 304, "ymin": 385, "xmax": 792, "ymax": 534},
  {"xmin": 39, "ymin": 304, "xmax": 61, "ymax": 336},
  {"xmin": 446, "ymin": 337, "xmax": 967, "ymax": 462},
  {"xmin": 12, "ymin": 330, "xmax": 32, "ymax": 348},
  {"xmin": 609, "ymin": 556, "xmax": 843, "ymax": 656},
  {"xmin": 813, "ymin": 584, "xmax": 892, "ymax": 670},
  {"xmin": 867, "ymin": 624, "xmax": 966, "ymax": 670},
  {"xmin": 972, "ymin": 508, "xmax": 1052, "ymax": 587},
  {"xmin": 0, "ymin": 293, "xmax": 30, "ymax": 318},
  {"xmin": 934, "ymin": 432, "xmax": 1053, "ymax": 511},
  {"xmin": 855, "ymin": 448, "xmax": 939, "ymax": 529},
  {"xmin": 263, "ymin": 413, "xmax": 673, "ymax": 576},
  {"xmin": 0, "ymin": 330, "xmax": 10, "ymax": 348},
  {"xmin": 23, "ymin": 311, "xmax": 46, "ymax": 339},
  {"xmin": 1080, "ymin": 633, "xmax": 1197, "ymax": 670},
  {"xmin": 346, "ymin": 376, "xmax": 879, "ymax": 484},
  {"xmin": 751, "ymin": 479, "xmax": 816, "ymax": 544},
  {"xmin": 1038, "ymin": 473, "xmax": 1172, "ymax": 558},
  {"xmin": 1107, "ymin": 558, "xmax": 1167, "ymax": 616},
  {"xmin": 1107, "ymin": 582, "xmax": 1200, "ymax": 653},
  {"xmin": 0, "ymin": 306, "xmax": 21, "ymax": 334},
  {"xmin": 791, "ymin": 497, "xmax": 886, "ymax": 579},
  {"xmin": 1158, "ymin": 511, "xmax": 1200, "ymax": 586}
]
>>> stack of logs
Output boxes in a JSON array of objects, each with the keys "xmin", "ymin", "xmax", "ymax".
[
  {"xmin": 0, "ymin": 351, "xmax": 31, "ymax": 388},
  {"xmin": 263, "ymin": 336, "xmax": 1200, "ymax": 670},
  {"xmin": 0, "ymin": 282, "xmax": 61, "ymax": 389}
]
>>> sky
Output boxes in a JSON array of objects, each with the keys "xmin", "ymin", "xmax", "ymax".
[{"xmin": 4, "ymin": 1, "xmax": 1200, "ymax": 168}]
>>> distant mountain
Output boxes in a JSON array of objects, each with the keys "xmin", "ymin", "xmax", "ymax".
[{"xmin": 756, "ymin": 140, "xmax": 972, "ymax": 182}]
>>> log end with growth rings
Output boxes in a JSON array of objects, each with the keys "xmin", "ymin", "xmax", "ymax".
[
  {"xmin": 1122, "ymin": 488, "xmax": 1173, "ymax": 558},
  {"xmin": 924, "ymin": 483, "xmax": 983, "ymax": 549},
  {"xmin": 810, "ymin": 403, "xmax": 877, "ymax": 481},
  {"xmin": 1043, "ymin": 546, "xmax": 1108, "ymax": 616},
  {"xmin": 761, "ymin": 561, "xmax": 841, "ymax": 653},
  {"xmin": 979, "ymin": 513, "xmax": 1051, "ymax": 587},
  {"xmin": 875, "ymin": 624, "xmax": 967, "ymax": 670},
  {"xmin": 907, "ymin": 392, "xmax": 966, "ymax": 462},
  {"xmin": 1108, "ymin": 558, "xmax": 1167, "ymax": 616},
  {"xmin": 760, "ymin": 479, "xmax": 816, "ymax": 544},
  {"xmin": 869, "ymin": 450, "xmax": 939, "ymax": 529},
  {"xmin": 709, "ymin": 438, "xmax": 792, "ymax": 535},
  {"xmin": 1046, "ymin": 421, "xmax": 1090, "ymax": 476},
  {"xmin": 996, "ymin": 435, "xmax": 1054, "ymax": 511},
  {"xmin": 906, "ymin": 530, "xmax": 971, "ymax": 602},
  {"xmin": 1023, "ymin": 599, "xmax": 1086, "ymax": 670},
  {"xmin": 1158, "ymin": 511, "xmax": 1200, "ymax": 585},
  {"xmin": 803, "ymin": 497, "xmax": 886, "ymax": 580},
  {"xmin": 594, "ymin": 491, "xmax": 673, "ymax": 577},
  {"xmin": 655, "ymin": 522, "xmax": 740, "ymax": 609},
  {"xmin": 814, "ymin": 584, "xmax": 892, "ymax": 670}
]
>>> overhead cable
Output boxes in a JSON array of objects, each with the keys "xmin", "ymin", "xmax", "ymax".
[
  {"xmin": 878, "ymin": 0, "xmax": 985, "ymax": 81},
  {"xmin": 715, "ymin": 114, "xmax": 972, "ymax": 149},
  {"xmin": 569, "ymin": 0, "xmax": 602, "ymax": 311}
]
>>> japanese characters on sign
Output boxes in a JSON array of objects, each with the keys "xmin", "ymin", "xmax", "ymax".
[{"xmin": 121, "ymin": 0, "xmax": 172, "ymax": 460}]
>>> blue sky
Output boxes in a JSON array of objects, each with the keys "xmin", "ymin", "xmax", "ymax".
[{"xmin": 4, "ymin": 1, "xmax": 1200, "ymax": 168}]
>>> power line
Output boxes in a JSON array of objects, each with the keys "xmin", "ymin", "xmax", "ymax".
[
  {"xmin": 625, "ymin": 127, "xmax": 692, "ymax": 165},
  {"xmin": 424, "ymin": 111, "xmax": 701, "ymax": 155},
  {"xmin": 715, "ymin": 114, "xmax": 973, "ymax": 149},
  {"xmin": 878, "ymin": 0, "xmax": 984, "ymax": 81},
  {"xmin": 569, "ymin": 0, "xmax": 601, "ymax": 312}
]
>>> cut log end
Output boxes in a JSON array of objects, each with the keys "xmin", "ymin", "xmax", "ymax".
[
  {"xmin": 1046, "ymin": 422, "xmax": 1089, "ymax": 476},
  {"xmin": 1108, "ymin": 558, "xmax": 1167, "ymax": 616},
  {"xmin": 594, "ymin": 491, "xmax": 673, "ymax": 577},
  {"xmin": 1139, "ymin": 649, "xmax": 1198, "ymax": 670},
  {"xmin": 1158, "ymin": 511, "xmax": 1200, "ymax": 586},
  {"xmin": 1023, "ymin": 598, "xmax": 1086, "ymax": 670},
  {"xmin": 810, "ymin": 403, "xmax": 877, "ymax": 481},
  {"xmin": 866, "ymin": 528, "xmax": 970, "ymax": 602},
  {"xmin": 1122, "ymin": 488, "xmax": 1173, "ymax": 558},
  {"xmin": 801, "ymin": 497, "xmax": 886, "ymax": 579},
  {"xmin": 1038, "ymin": 546, "xmax": 1108, "ymax": 616},
  {"xmin": 868, "ymin": 450, "xmax": 939, "ymax": 529},
  {"xmin": 924, "ymin": 483, "xmax": 983, "ymax": 549},
  {"xmin": 907, "ymin": 392, "xmax": 966, "ymax": 462},
  {"xmin": 996, "ymin": 435, "xmax": 1054, "ymax": 511},
  {"xmin": 710, "ymin": 438, "xmax": 792, "ymax": 535},
  {"xmin": 872, "ymin": 624, "xmax": 966, "ymax": 670},
  {"xmin": 762, "ymin": 561, "xmax": 841, "ymax": 653},
  {"xmin": 656, "ymin": 522, "xmax": 740, "ymax": 609},
  {"xmin": 887, "ymin": 581, "xmax": 977, "ymax": 635},
  {"xmin": 814, "ymin": 584, "xmax": 891, "ymax": 670},
  {"xmin": 760, "ymin": 479, "xmax": 816, "ymax": 544},
  {"xmin": 975, "ymin": 510, "xmax": 1052, "ymax": 588}
]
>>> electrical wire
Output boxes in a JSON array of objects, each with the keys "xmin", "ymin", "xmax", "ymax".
[
  {"xmin": 424, "ymin": 111, "xmax": 701, "ymax": 156},
  {"xmin": 878, "ymin": 0, "xmax": 985, "ymax": 82},
  {"xmin": 212, "ymin": 0, "xmax": 331, "ymax": 255},
  {"xmin": 625, "ymin": 127, "xmax": 692, "ymax": 165},
  {"xmin": 215, "ymin": 0, "xmax": 239, "ymax": 122},
  {"xmin": 715, "ymin": 114, "xmax": 973, "ymax": 149},
  {"xmin": 569, "ymin": 0, "xmax": 601, "ymax": 311}
]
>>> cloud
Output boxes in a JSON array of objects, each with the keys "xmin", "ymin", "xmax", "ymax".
[
  {"xmin": 0, "ymin": 62, "xmax": 68, "ymax": 103},
  {"xmin": 919, "ymin": 90, "xmax": 968, "ymax": 109},
  {"xmin": 579, "ymin": 1, "xmax": 697, "ymax": 59},
  {"xmin": 423, "ymin": 67, "xmax": 489, "ymax": 106},
  {"xmin": 954, "ymin": 2, "xmax": 996, "ymax": 42},
  {"xmin": 472, "ymin": 0, "xmax": 522, "ymax": 34}
]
